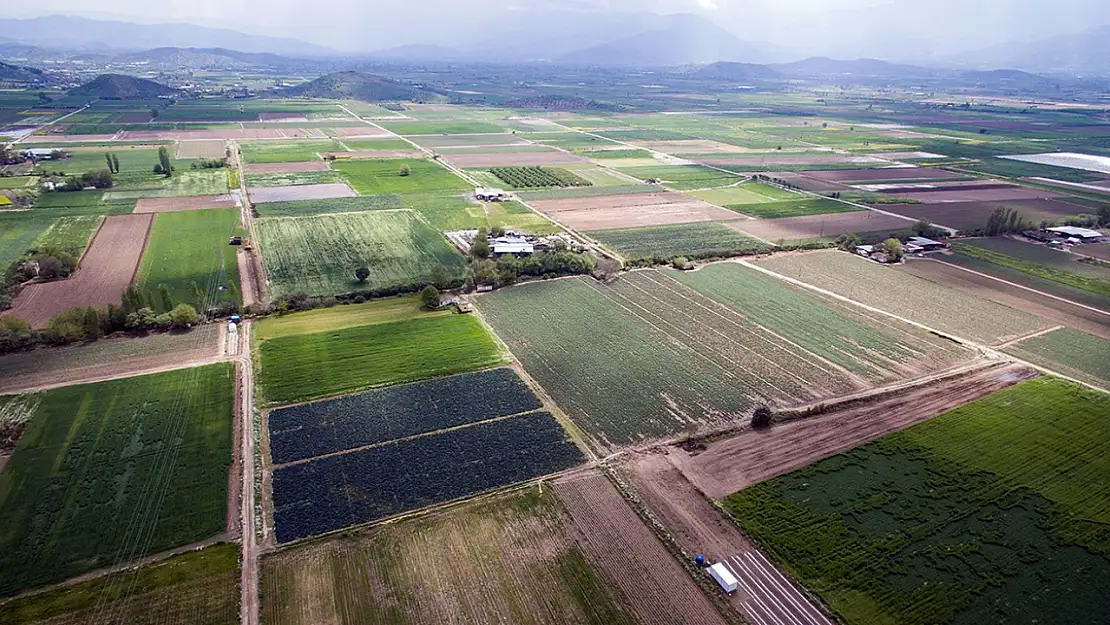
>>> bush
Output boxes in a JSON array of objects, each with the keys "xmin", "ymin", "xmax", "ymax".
[
  {"xmin": 399, "ymin": 164, "xmax": 411, "ymax": 177},
  {"xmin": 421, "ymin": 285, "xmax": 441, "ymax": 310},
  {"xmin": 752, "ymin": 405, "xmax": 773, "ymax": 429}
]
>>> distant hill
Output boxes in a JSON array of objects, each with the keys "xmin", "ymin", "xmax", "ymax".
[
  {"xmin": 281, "ymin": 72, "xmax": 430, "ymax": 102},
  {"xmin": 503, "ymin": 95, "xmax": 627, "ymax": 112},
  {"xmin": 692, "ymin": 62, "xmax": 782, "ymax": 81},
  {"xmin": 0, "ymin": 15, "xmax": 337, "ymax": 57},
  {"xmin": 557, "ymin": 16, "xmax": 765, "ymax": 67},
  {"xmin": 367, "ymin": 44, "xmax": 473, "ymax": 63},
  {"xmin": 68, "ymin": 74, "xmax": 177, "ymax": 99},
  {"xmin": 112, "ymin": 47, "xmax": 327, "ymax": 72},
  {"xmin": 960, "ymin": 26, "xmax": 1110, "ymax": 74},
  {"xmin": 0, "ymin": 60, "xmax": 50, "ymax": 84},
  {"xmin": 770, "ymin": 57, "xmax": 939, "ymax": 80}
]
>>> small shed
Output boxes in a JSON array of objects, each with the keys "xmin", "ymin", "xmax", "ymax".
[
  {"xmin": 475, "ymin": 187, "xmax": 505, "ymax": 201},
  {"xmin": 709, "ymin": 563, "xmax": 738, "ymax": 594}
]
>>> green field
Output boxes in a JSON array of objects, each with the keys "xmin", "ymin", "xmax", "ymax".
[
  {"xmin": 723, "ymin": 377, "xmax": 1110, "ymax": 625},
  {"xmin": 256, "ymin": 210, "xmax": 467, "ymax": 297},
  {"xmin": 34, "ymin": 147, "xmax": 163, "ymax": 176},
  {"xmin": 254, "ymin": 295, "xmax": 451, "ymax": 340},
  {"xmin": 106, "ymin": 168, "xmax": 229, "ymax": 198},
  {"xmin": 614, "ymin": 164, "xmax": 742, "ymax": 190},
  {"xmin": 0, "ymin": 364, "xmax": 234, "ymax": 595},
  {"xmin": 692, "ymin": 183, "xmax": 797, "ymax": 206},
  {"xmin": 1004, "ymin": 328, "xmax": 1110, "ymax": 389},
  {"xmin": 137, "ymin": 208, "xmax": 244, "ymax": 311},
  {"xmin": 963, "ymin": 237, "xmax": 1110, "ymax": 282},
  {"xmin": 245, "ymin": 170, "xmax": 342, "ymax": 188},
  {"xmin": 0, "ymin": 176, "xmax": 32, "ymax": 188},
  {"xmin": 0, "ymin": 214, "xmax": 52, "ymax": 267},
  {"xmin": 240, "ymin": 140, "xmax": 345, "ymax": 163},
  {"xmin": 954, "ymin": 242, "xmax": 1110, "ymax": 298},
  {"xmin": 331, "ymin": 158, "xmax": 470, "ymax": 195},
  {"xmin": 0, "ymin": 543, "xmax": 239, "ymax": 625},
  {"xmin": 30, "ymin": 215, "xmax": 102, "ymax": 256},
  {"xmin": 257, "ymin": 314, "xmax": 506, "ymax": 405},
  {"xmin": 32, "ymin": 189, "xmax": 137, "ymax": 215},
  {"xmin": 339, "ymin": 138, "xmax": 413, "ymax": 151},
  {"xmin": 378, "ymin": 121, "xmax": 507, "ymax": 135},
  {"xmin": 589, "ymin": 222, "xmax": 770, "ymax": 261}
]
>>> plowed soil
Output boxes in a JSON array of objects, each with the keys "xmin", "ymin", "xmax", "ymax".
[
  {"xmin": 667, "ymin": 361, "xmax": 1039, "ymax": 499},
  {"xmin": 445, "ymin": 150, "xmax": 588, "ymax": 168},
  {"xmin": 728, "ymin": 210, "xmax": 910, "ymax": 241},
  {"xmin": 120, "ymin": 128, "xmax": 327, "ymax": 141},
  {"xmin": 324, "ymin": 150, "xmax": 424, "ymax": 160},
  {"xmin": 531, "ymin": 191, "xmax": 739, "ymax": 231},
  {"xmin": 328, "ymin": 126, "xmax": 393, "ymax": 138},
  {"xmin": 879, "ymin": 199, "xmax": 1084, "ymax": 231},
  {"xmin": 882, "ymin": 184, "xmax": 1061, "ymax": 203},
  {"xmin": 246, "ymin": 161, "xmax": 330, "ymax": 174},
  {"xmin": 5, "ymin": 214, "xmax": 154, "ymax": 328},
  {"xmin": 249, "ymin": 183, "xmax": 356, "ymax": 203},
  {"xmin": 802, "ymin": 167, "xmax": 962, "ymax": 182},
  {"xmin": 698, "ymin": 155, "xmax": 877, "ymax": 166},
  {"xmin": 177, "ymin": 140, "xmax": 228, "ymax": 158},
  {"xmin": 553, "ymin": 470, "xmax": 729, "ymax": 625},
  {"xmin": 134, "ymin": 194, "xmax": 237, "ymax": 213}
]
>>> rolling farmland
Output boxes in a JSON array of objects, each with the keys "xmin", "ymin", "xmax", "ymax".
[
  {"xmin": 136, "ymin": 208, "xmax": 244, "ymax": 309},
  {"xmin": 0, "ymin": 364, "xmax": 234, "ymax": 595},
  {"xmin": 255, "ymin": 210, "xmax": 467, "ymax": 297},
  {"xmin": 257, "ymin": 314, "xmax": 506, "ymax": 405},
  {"xmin": 722, "ymin": 378, "xmax": 1110, "ymax": 625},
  {"xmin": 253, "ymin": 294, "xmax": 450, "ymax": 340},
  {"xmin": 1003, "ymin": 328, "xmax": 1110, "ymax": 388},
  {"xmin": 331, "ymin": 158, "xmax": 471, "ymax": 195},
  {"xmin": 261, "ymin": 486, "xmax": 637, "ymax": 625},
  {"xmin": 272, "ymin": 411, "xmax": 584, "ymax": 542}
]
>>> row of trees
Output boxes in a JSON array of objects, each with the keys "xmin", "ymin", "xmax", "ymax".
[
  {"xmin": 154, "ymin": 146, "xmax": 174, "ymax": 177},
  {"xmin": 103, "ymin": 152, "xmax": 121, "ymax": 174},
  {"xmin": 53, "ymin": 169, "xmax": 114, "ymax": 192}
]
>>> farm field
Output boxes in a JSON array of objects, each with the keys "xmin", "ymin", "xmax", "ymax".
[
  {"xmin": 267, "ymin": 367, "xmax": 541, "ymax": 464},
  {"xmin": 377, "ymin": 120, "xmax": 507, "ymax": 135},
  {"xmin": 245, "ymin": 161, "xmax": 331, "ymax": 174},
  {"xmin": 255, "ymin": 210, "xmax": 466, "ymax": 297},
  {"xmin": 136, "ymin": 208, "xmax": 244, "ymax": 310},
  {"xmin": 955, "ymin": 240, "xmax": 1110, "ymax": 297},
  {"xmin": 107, "ymin": 168, "xmax": 230, "ymax": 198},
  {"xmin": 261, "ymin": 485, "xmax": 638, "ymax": 625},
  {"xmin": 590, "ymin": 222, "xmax": 770, "ymax": 261},
  {"xmin": 722, "ymin": 377, "xmax": 1110, "ymax": 625},
  {"xmin": 272, "ymin": 410, "xmax": 583, "ymax": 542},
  {"xmin": 444, "ymin": 150, "xmax": 587, "ymax": 168},
  {"xmin": 254, "ymin": 295, "xmax": 449, "ymax": 340},
  {"xmin": 730, "ymin": 210, "xmax": 911, "ymax": 242},
  {"xmin": 475, "ymin": 269, "xmax": 957, "ymax": 453},
  {"xmin": 246, "ymin": 170, "xmax": 342, "ymax": 188},
  {"xmin": 0, "ymin": 364, "xmax": 234, "ymax": 595},
  {"xmin": 936, "ymin": 251, "xmax": 1110, "ymax": 313},
  {"xmin": 0, "ymin": 325, "xmax": 221, "ymax": 394},
  {"xmin": 257, "ymin": 313, "xmax": 506, "ymax": 405},
  {"xmin": 133, "ymin": 194, "xmax": 237, "ymax": 213},
  {"xmin": 331, "ymin": 158, "xmax": 470, "ymax": 195},
  {"xmin": 0, "ymin": 215, "xmax": 53, "ymax": 268},
  {"xmin": 30, "ymin": 215, "xmax": 102, "ymax": 256},
  {"xmin": 728, "ymin": 198, "xmax": 858, "ymax": 219},
  {"xmin": 486, "ymin": 166, "xmax": 592, "ymax": 189},
  {"xmin": 1003, "ymin": 328, "xmax": 1110, "ymax": 389},
  {"xmin": 5, "ymin": 213, "xmax": 153, "ymax": 328},
  {"xmin": 878, "ymin": 199, "xmax": 1085, "ymax": 232},
  {"xmin": 614, "ymin": 164, "xmax": 742, "ymax": 190},
  {"xmin": 0, "ymin": 543, "xmax": 239, "ymax": 625},
  {"xmin": 529, "ymin": 191, "xmax": 740, "ymax": 231},
  {"xmin": 239, "ymin": 140, "xmax": 346, "ymax": 163},
  {"xmin": 755, "ymin": 250, "xmax": 1049, "ymax": 344},
  {"xmin": 249, "ymin": 182, "xmax": 356, "ymax": 203}
]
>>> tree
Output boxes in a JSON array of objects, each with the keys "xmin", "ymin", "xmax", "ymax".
[
  {"xmin": 1097, "ymin": 204, "xmax": 1110, "ymax": 226},
  {"xmin": 190, "ymin": 281, "xmax": 205, "ymax": 308},
  {"xmin": 399, "ymin": 164, "xmax": 412, "ymax": 177},
  {"xmin": 105, "ymin": 152, "xmax": 114, "ymax": 173},
  {"xmin": 157, "ymin": 146, "xmax": 173, "ymax": 178},
  {"xmin": 355, "ymin": 267, "xmax": 370, "ymax": 284},
  {"xmin": 158, "ymin": 283, "xmax": 174, "ymax": 313},
  {"xmin": 167, "ymin": 304, "xmax": 200, "ymax": 328},
  {"xmin": 471, "ymin": 258, "xmax": 497, "ymax": 286},
  {"xmin": 752, "ymin": 405, "xmax": 773, "ymax": 429},
  {"xmin": 671, "ymin": 256, "xmax": 691, "ymax": 270},
  {"xmin": 879, "ymin": 238, "xmax": 904, "ymax": 262},
  {"xmin": 82, "ymin": 307, "xmax": 103, "ymax": 340},
  {"xmin": 122, "ymin": 285, "xmax": 147, "ymax": 312},
  {"xmin": 430, "ymin": 264, "xmax": 452, "ymax": 290},
  {"xmin": 421, "ymin": 285, "xmax": 440, "ymax": 309},
  {"xmin": 985, "ymin": 206, "xmax": 1027, "ymax": 236},
  {"xmin": 471, "ymin": 228, "xmax": 491, "ymax": 259},
  {"xmin": 111, "ymin": 153, "xmax": 120, "ymax": 173},
  {"xmin": 835, "ymin": 232, "xmax": 862, "ymax": 251},
  {"xmin": 150, "ymin": 108, "xmax": 159, "ymax": 119}
]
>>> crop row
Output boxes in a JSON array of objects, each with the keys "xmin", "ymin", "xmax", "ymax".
[
  {"xmin": 489, "ymin": 166, "xmax": 592, "ymax": 189},
  {"xmin": 268, "ymin": 367, "xmax": 541, "ymax": 464},
  {"xmin": 271, "ymin": 411, "xmax": 584, "ymax": 543}
]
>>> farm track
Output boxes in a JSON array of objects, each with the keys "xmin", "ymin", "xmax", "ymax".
[{"xmin": 238, "ymin": 320, "xmax": 260, "ymax": 625}]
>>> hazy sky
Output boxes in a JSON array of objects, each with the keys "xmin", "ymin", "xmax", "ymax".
[{"xmin": 5, "ymin": 0, "xmax": 1108, "ymax": 54}]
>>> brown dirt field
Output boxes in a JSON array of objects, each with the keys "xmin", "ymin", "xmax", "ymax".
[
  {"xmin": 116, "ymin": 112, "xmax": 153, "ymax": 123},
  {"xmin": 444, "ymin": 150, "xmax": 588, "ymax": 168},
  {"xmin": 903, "ymin": 258, "xmax": 1110, "ymax": 340},
  {"xmin": 1079, "ymin": 243, "xmax": 1110, "ymax": 261},
  {"xmin": 328, "ymin": 126, "xmax": 393, "ymax": 138},
  {"xmin": 238, "ymin": 249, "xmax": 259, "ymax": 309},
  {"xmin": 249, "ymin": 183, "xmax": 356, "ymax": 203},
  {"xmin": 729, "ymin": 210, "xmax": 911, "ymax": 241},
  {"xmin": 619, "ymin": 453, "xmax": 836, "ymax": 625},
  {"xmin": 885, "ymin": 185, "xmax": 1062, "ymax": 204},
  {"xmin": 412, "ymin": 134, "xmax": 531, "ymax": 148},
  {"xmin": 0, "ymin": 325, "xmax": 223, "ymax": 395},
  {"xmin": 803, "ymin": 167, "xmax": 962, "ymax": 182},
  {"xmin": 323, "ymin": 150, "xmax": 424, "ymax": 160},
  {"xmin": 879, "ymin": 199, "xmax": 1084, "ymax": 232},
  {"xmin": 177, "ymin": 139, "xmax": 228, "ymax": 158},
  {"xmin": 532, "ymin": 191, "xmax": 740, "ymax": 231},
  {"xmin": 259, "ymin": 113, "xmax": 307, "ymax": 122},
  {"xmin": 698, "ymin": 155, "xmax": 877, "ymax": 166},
  {"xmin": 668, "ymin": 361, "xmax": 1039, "ymax": 500},
  {"xmin": 635, "ymin": 140, "xmax": 758, "ymax": 154},
  {"xmin": 134, "ymin": 194, "xmax": 237, "ymax": 213},
  {"xmin": 246, "ymin": 161, "xmax": 330, "ymax": 174},
  {"xmin": 5, "ymin": 214, "xmax": 153, "ymax": 328},
  {"xmin": 24, "ymin": 133, "xmax": 119, "ymax": 143},
  {"xmin": 773, "ymin": 172, "xmax": 854, "ymax": 193},
  {"xmin": 120, "ymin": 128, "xmax": 327, "ymax": 141},
  {"xmin": 553, "ymin": 471, "xmax": 729, "ymax": 625}
]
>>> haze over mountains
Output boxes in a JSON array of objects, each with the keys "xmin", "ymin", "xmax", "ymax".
[{"xmin": 2, "ymin": 8, "xmax": 1110, "ymax": 74}]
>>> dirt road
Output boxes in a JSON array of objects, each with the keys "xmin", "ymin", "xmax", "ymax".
[{"xmin": 238, "ymin": 320, "xmax": 260, "ymax": 625}]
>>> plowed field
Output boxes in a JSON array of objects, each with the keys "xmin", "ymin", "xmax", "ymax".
[
  {"xmin": 5, "ymin": 214, "xmax": 153, "ymax": 328},
  {"xmin": 134, "ymin": 194, "xmax": 236, "ymax": 213},
  {"xmin": 246, "ymin": 161, "xmax": 330, "ymax": 174},
  {"xmin": 728, "ymin": 210, "xmax": 910, "ymax": 241},
  {"xmin": 530, "ymin": 191, "xmax": 739, "ymax": 231}
]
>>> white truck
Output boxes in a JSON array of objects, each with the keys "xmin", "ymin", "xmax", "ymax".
[{"xmin": 709, "ymin": 562, "xmax": 739, "ymax": 594}]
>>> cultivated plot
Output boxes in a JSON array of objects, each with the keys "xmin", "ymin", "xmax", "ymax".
[
  {"xmin": 1003, "ymin": 328, "xmax": 1110, "ymax": 389},
  {"xmin": 729, "ymin": 210, "xmax": 911, "ymax": 242},
  {"xmin": 249, "ymin": 182, "xmax": 356, "ymax": 203},
  {"xmin": 136, "ymin": 208, "xmax": 244, "ymax": 309},
  {"xmin": 530, "ymin": 191, "xmax": 740, "ymax": 231},
  {"xmin": 590, "ymin": 222, "xmax": 770, "ymax": 261},
  {"xmin": 134, "ymin": 194, "xmax": 236, "ymax": 213}
]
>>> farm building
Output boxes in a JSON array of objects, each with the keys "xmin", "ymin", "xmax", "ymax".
[
  {"xmin": 492, "ymin": 235, "xmax": 535, "ymax": 256},
  {"xmin": 907, "ymin": 236, "xmax": 948, "ymax": 251},
  {"xmin": 475, "ymin": 187, "xmax": 506, "ymax": 201},
  {"xmin": 22, "ymin": 148, "xmax": 60, "ymax": 160},
  {"xmin": 1046, "ymin": 226, "xmax": 1104, "ymax": 242}
]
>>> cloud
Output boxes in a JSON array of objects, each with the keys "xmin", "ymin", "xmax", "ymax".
[{"xmin": 696, "ymin": 0, "xmax": 721, "ymax": 9}]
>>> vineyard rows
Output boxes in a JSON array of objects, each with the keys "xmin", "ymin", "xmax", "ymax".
[
  {"xmin": 268, "ymin": 368, "xmax": 541, "ymax": 464},
  {"xmin": 490, "ymin": 166, "xmax": 593, "ymax": 189},
  {"xmin": 271, "ymin": 411, "xmax": 584, "ymax": 542}
]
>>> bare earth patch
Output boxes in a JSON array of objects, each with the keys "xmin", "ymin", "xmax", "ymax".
[
  {"xmin": 177, "ymin": 139, "xmax": 228, "ymax": 159},
  {"xmin": 802, "ymin": 167, "xmax": 962, "ymax": 182},
  {"xmin": 531, "ymin": 191, "xmax": 740, "ymax": 231},
  {"xmin": 729, "ymin": 210, "xmax": 910, "ymax": 241},
  {"xmin": 259, "ymin": 113, "xmax": 308, "ymax": 122},
  {"xmin": 880, "ymin": 183, "xmax": 1064, "ymax": 204},
  {"xmin": 5, "ymin": 214, "xmax": 154, "ymax": 328},
  {"xmin": 328, "ymin": 126, "xmax": 394, "ymax": 138},
  {"xmin": 120, "ymin": 128, "xmax": 327, "ymax": 141},
  {"xmin": 633, "ymin": 140, "xmax": 761, "ymax": 154},
  {"xmin": 553, "ymin": 470, "xmax": 729, "ymax": 625},
  {"xmin": 249, "ymin": 183, "xmax": 357, "ymax": 203},
  {"xmin": 247, "ymin": 161, "xmax": 330, "ymax": 174},
  {"xmin": 323, "ymin": 150, "xmax": 424, "ymax": 160},
  {"xmin": 697, "ymin": 155, "xmax": 878, "ymax": 166},
  {"xmin": 668, "ymin": 361, "xmax": 1038, "ymax": 499},
  {"xmin": 444, "ymin": 150, "xmax": 588, "ymax": 168},
  {"xmin": 134, "ymin": 194, "xmax": 237, "ymax": 213}
]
